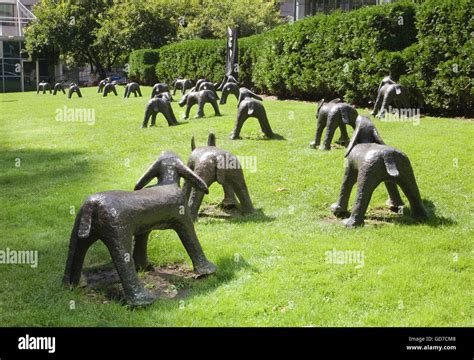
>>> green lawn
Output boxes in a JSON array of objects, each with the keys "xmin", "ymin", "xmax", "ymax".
[{"xmin": 0, "ymin": 86, "xmax": 472, "ymax": 326}]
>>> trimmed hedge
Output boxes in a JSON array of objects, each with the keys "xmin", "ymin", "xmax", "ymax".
[
  {"xmin": 130, "ymin": 0, "xmax": 472, "ymax": 116},
  {"xmin": 128, "ymin": 49, "xmax": 160, "ymax": 85}
]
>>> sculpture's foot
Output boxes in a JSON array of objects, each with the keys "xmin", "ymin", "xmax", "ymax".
[
  {"xmin": 342, "ymin": 217, "xmax": 364, "ymax": 228},
  {"xmin": 386, "ymin": 199, "xmax": 404, "ymax": 213},
  {"xmin": 319, "ymin": 145, "xmax": 331, "ymax": 151},
  {"xmin": 141, "ymin": 125, "xmax": 147, "ymax": 128},
  {"xmin": 370, "ymin": 111, "xmax": 376, "ymax": 116},
  {"xmin": 135, "ymin": 261, "xmax": 155, "ymax": 272},
  {"xmin": 309, "ymin": 141, "xmax": 319, "ymax": 149},
  {"xmin": 194, "ymin": 261, "xmax": 217, "ymax": 276},
  {"xmin": 218, "ymin": 201, "xmax": 238, "ymax": 210},
  {"xmin": 193, "ymin": 114, "xmax": 204, "ymax": 119},
  {"xmin": 230, "ymin": 133, "xmax": 240, "ymax": 140},
  {"xmin": 128, "ymin": 290, "xmax": 156, "ymax": 307},
  {"xmin": 215, "ymin": 113, "xmax": 222, "ymax": 117},
  {"xmin": 330, "ymin": 203, "xmax": 350, "ymax": 218}
]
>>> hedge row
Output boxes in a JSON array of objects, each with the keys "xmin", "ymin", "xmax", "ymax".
[
  {"xmin": 128, "ymin": 49, "xmax": 160, "ymax": 85},
  {"xmin": 130, "ymin": 0, "xmax": 473, "ymax": 116}
]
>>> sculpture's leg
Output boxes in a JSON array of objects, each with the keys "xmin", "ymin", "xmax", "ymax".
[
  {"xmin": 150, "ymin": 113, "xmax": 157, "ymax": 127},
  {"xmin": 384, "ymin": 182, "xmax": 405, "ymax": 213},
  {"xmin": 184, "ymin": 103, "xmax": 192, "ymax": 119},
  {"xmin": 378, "ymin": 96, "xmax": 389, "ymax": 118},
  {"xmin": 77, "ymin": 89, "xmax": 82, "ymax": 98},
  {"xmin": 195, "ymin": 99, "xmax": 205, "ymax": 118},
  {"xmin": 181, "ymin": 86, "xmax": 185, "ymax": 96},
  {"xmin": 133, "ymin": 231, "xmax": 152, "ymax": 271},
  {"xmin": 37, "ymin": 87, "xmax": 40, "ymax": 94},
  {"xmin": 230, "ymin": 113, "xmax": 247, "ymax": 139},
  {"xmin": 228, "ymin": 173, "xmax": 255, "ymax": 214},
  {"xmin": 172, "ymin": 85, "xmax": 177, "ymax": 96},
  {"xmin": 43, "ymin": 87, "xmax": 46, "ymax": 94},
  {"xmin": 113, "ymin": 88, "xmax": 117, "ymax": 96},
  {"xmin": 257, "ymin": 110, "xmax": 274, "ymax": 138},
  {"xmin": 163, "ymin": 107, "xmax": 177, "ymax": 126},
  {"xmin": 220, "ymin": 91, "xmax": 228, "ymax": 105},
  {"xmin": 63, "ymin": 222, "xmax": 97, "ymax": 286},
  {"xmin": 310, "ymin": 118, "xmax": 325, "ymax": 149},
  {"xmin": 61, "ymin": 87, "xmax": 66, "ymax": 94},
  {"xmin": 49, "ymin": 87, "xmax": 52, "ymax": 94},
  {"xmin": 137, "ymin": 88, "xmax": 142, "ymax": 97},
  {"xmin": 371, "ymin": 90, "xmax": 383, "ymax": 116},
  {"xmin": 331, "ymin": 167, "xmax": 357, "ymax": 218},
  {"xmin": 336, "ymin": 123, "xmax": 350, "ymax": 147},
  {"xmin": 124, "ymin": 88, "xmax": 128, "ymax": 98},
  {"xmin": 219, "ymin": 182, "xmax": 238, "ymax": 209},
  {"xmin": 104, "ymin": 232, "xmax": 154, "ymax": 306},
  {"xmin": 397, "ymin": 170, "xmax": 428, "ymax": 221},
  {"xmin": 174, "ymin": 219, "xmax": 217, "ymax": 275},
  {"xmin": 344, "ymin": 173, "xmax": 381, "ymax": 227},
  {"xmin": 211, "ymin": 99, "xmax": 221, "ymax": 116},
  {"xmin": 322, "ymin": 119, "xmax": 338, "ymax": 150},
  {"xmin": 53, "ymin": 88, "xmax": 57, "ymax": 96}
]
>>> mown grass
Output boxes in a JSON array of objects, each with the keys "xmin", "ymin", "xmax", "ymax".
[{"xmin": 0, "ymin": 86, "xmax": 472, "ymax": 326}]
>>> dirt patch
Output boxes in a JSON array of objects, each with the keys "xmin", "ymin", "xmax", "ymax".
[
  {"xmin": 320, "ymin": 206, "xmax": 410, "ymax": 226},
  {"xmin": 82, "ymin": 263, "xmax": 199, "ymax": 304},
  {"xmin": 199, "ymin": 204, "xmax": 242, "ymax": 219}
]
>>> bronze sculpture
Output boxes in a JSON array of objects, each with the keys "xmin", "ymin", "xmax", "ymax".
[
  {"xmin": 151, "ymin": 83, "xmax": 170, "ymax": 98},
  {"xmin": 53, "ymin": 82, "xmax": 66, "ymax": 95},
  {"xmin": 67, "ymin": 83, "xmax": 82, "ymax": 98},
  {"xmin": 63, "ymin": 151, "xmax": 217, "ymax": 306},
  {"xmin": 37, "ymin": 81, "xmax": 51, "ymax": 94},
  {"xmin": 178, "ymin": 89, "xmax": 221, "ymax": 119},
  {"xmin": 97, "ymin": 78, "xmax": 109, "ymax": 93},
  {"xmin": 173, "ymin": 79, "xmax": 194, "ymax": 96},
  {"xmin": 220, "ymin": 82, "xmax": 239, "ymax": 104},
  {"xmin": 330, "ymin": 116, "xmax": 427, "ymax": 227},
  {"xmin": 310, "ymin": 98, "xmax": 357, "ymax": 150},
  {"xmin": 124, "ymin": 82, "xmax": 142, "ymax": 98},
  {"xmin": 231, "ymin": 98, "xmax": 274, "ymax": 139},
  {"xmin": 371, "ymin": 76, "xmax": 411, "ymax": 118},
  {"xmin": 142, "ymin": 97, "xmax": 179, "ymax": 128},
  {"xmin": 184, "ymin": 134, "xmax": 255, "ymax": 220},
  {"xmin": 103, "ymin": 82, "xmax": 118, "ymax": 97}
]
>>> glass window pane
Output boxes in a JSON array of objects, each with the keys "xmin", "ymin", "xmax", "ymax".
[{"xmin": 3, "ymin": 41, "xmax": 20, "ymax": 58}]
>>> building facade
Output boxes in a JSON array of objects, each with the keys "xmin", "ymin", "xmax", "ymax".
[
  {"xmin": 0, "ymin": 0, "xmax": 61, "ymax": 92},
  {"xmin": 280, "ymin": 0, "xmax": 396, "ymax": 21}
]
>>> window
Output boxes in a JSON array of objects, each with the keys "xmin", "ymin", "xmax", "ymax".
[{"xmin": 0, "ymin": 4, "xmax": 14, "ymax": 17}]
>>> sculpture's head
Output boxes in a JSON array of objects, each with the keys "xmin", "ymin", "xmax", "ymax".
[{"xmin": 134, "ymin": 152, "xmax": 209, "ymax": 194}]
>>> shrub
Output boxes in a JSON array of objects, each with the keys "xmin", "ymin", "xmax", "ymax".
[{"xmin": 128, "ymin": 49, "xmax": 160, "ymax": 85}]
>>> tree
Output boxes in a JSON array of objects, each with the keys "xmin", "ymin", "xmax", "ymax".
[{"xmin": 177, "ymin": 0, "xmax": 282, "ymax": 39}]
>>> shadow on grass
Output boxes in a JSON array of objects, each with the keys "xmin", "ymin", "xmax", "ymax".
[
  {"xmin": 365, "ymin": 199, "xmax": 456, "ymax": 227},
  {"xmin": 80, "ymin": 255, "xmax": 256, "ymax": 308},
  {"xmin": 199, "ymin": 206, "xmax": 275, "ymax": 223},
  {"xmin": 0, "ymin": 148, "xmax": 91, "ymax": 192}
]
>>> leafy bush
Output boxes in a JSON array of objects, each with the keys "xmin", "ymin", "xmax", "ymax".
[
  {"xmin": 128, "ymin": 49, "xmax": 160, "ymax": 84},
  {"xmin": 129, "ymin": 0, "xmax": 472, "ymax": 116}
]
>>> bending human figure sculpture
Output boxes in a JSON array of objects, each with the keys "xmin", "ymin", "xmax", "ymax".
[
  {"xmin": 142, "ymin": 97, "xmax": 178, "ymax": 127},
  {"xmin": 173, "ymin": 79, "xmax": 194, "ymax": 96},
  {"xmin": 184, "ymin": 133, "xmax": 255, "ymax": 220},
  {"xmin": 124, "ymin": 82, "xmax": 142, "ymax": 98},
  {"xmin": 231, "ymin": 98, "xmax": 275, "ymax": 139},
  {"xmin": 97, "ymin": 78, "xmax": 109, "ymax": 93},
  {"xmin": 371, "ymin": 76, "xmax": 411, "ymax": 118},
  {"xmin": 330, "ymin": 117, "xmax": 427, "ymax": 227},
  {"xmin": 67, "ymin": 83, "xmax": 82, "ymax": 98},
  {"xmin": 103, "ymin": 82, "xmax": 118, "ymax": 97},
  {"xmin": 37, "ymin": 81, "xmax": 51, "ymax": 94},
  {"xmin": 53, "ymin": 82, "xmax": 66, "ymax": 95},
  {"xmin": 151, "ymin": 83, "xmax": 169, "ymax": 98},
  {"xmin": 310, "ymin": 98, "xmax": 358, "ymax": 150},
  {"xmin": 63, "ymin": 151, "xmax": 217, "ymax": 306},
  {"xmin": 178, "ymin": 89, "xmax": 221, "ymax": 119}
]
